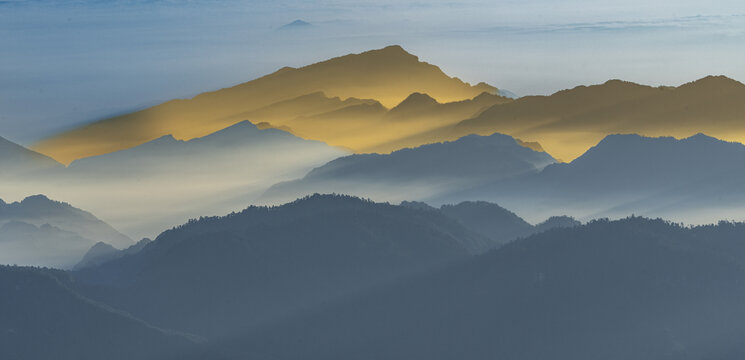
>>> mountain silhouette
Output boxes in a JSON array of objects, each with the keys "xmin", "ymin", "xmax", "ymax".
[
  {"xmin": 454, "ymin": 75, "xmax": 745, "ymax": 161},
  {"xmin": 441, "ymin": 132, "xmax": 745, "ymax": 225},
  {"xmin": 68, "ymin": 120, "xmax": 343, "ymax": 174},
  {"xmin": 62, "ymin": 120, "xmax": 346, "ymax": 237},
  {"xmin": 263, "ymin": 132, "xmax": 556, "ymax": 204},
  {"xmin": 399, "ymin": 200, "xmax": 581, "ymax": 245},
  {"xmin": 439, "ymin": 201, "xmax": 535, "ymax": 244},
  {"xmin": 0, "ymin": 136, "xmax": 62, "ymax": 178},
  {"xmin": 188, "ymin": 217, "xmax": 745, "ymax": 360},
  {"xmin": 0, "ymin": 266, "xmax": 196, "ymax": 360},
  {"xmin": 0, "ymin": 221, "xmax": 92, "ymax": 267},
  {"xmin": 0, "ymin": 195, "xmax": 132, "ymax": 267},
  {"xmin": 217, "ymin": 91, "xmax": 378, "ymax": 130},
  {"xmin": 279, "ymin": 19, "xmax": 312, "ymax": 30},
  {"xmin": 254, "ymin": 90, "xmax": 510, "ymax": 154},
  {"xmin": 0, "ymin": 194, "xmax": 131, "ymax": 247},
  {"xmin": 534, "ymin": 215, "xmax": 581, "ymax": 232},
  {"xmin": 387, "ymin": 92, "xmax": 440, "ymax": 115},
  {"xmin": 537, "ymin": 133, "xmax": 745, "ymax": 192},
  {"xmin": 73, "ymin": 242, "xmax": 118, "ymax": 269},
  {"xmin": 35, "ymin": 46, "xmax": 495, "ymax": 163},
  {"xmin": 73, "ymin": 238, "xmax": 152, "ymax": 270},
  {"xmin": 73, "ymin": 194, "xmax": 491, "ymax": 338}
]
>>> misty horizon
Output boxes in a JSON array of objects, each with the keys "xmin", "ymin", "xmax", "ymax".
[
  {"xmin": 3, "ymin": 2, "xmax": 745, "ymax": 359},
  {"xmin": 2, "ymin": 0, "xmax": 744, "ymax": 143}
]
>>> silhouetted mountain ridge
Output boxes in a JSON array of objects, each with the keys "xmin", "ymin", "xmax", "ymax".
[
  {"xmin": 264, "ymin": 132, "xmax": 556, "ymax": 204},
  {"xmin": 1, "ymin": 194, "xmax": 131, "ymax": 243},
  {"xmin": 73, "ymin": 194, "xmax": 491, "ymax": 338},
  {"xmin": 454, "ymin": 75, "xmax": 745, "ymax": 161},
  {"xmin": 0, "ymin": 265, "xmax": 195, "ymax": 360},
  {"xmin": 190, "ymin": 217, "xmax": 745, "ymax": 360},
  {"xmin": 0, "ymin": 136, "xmax": 62, "ymax": 177},
  {"xmin": 36, "ymin": 45, "xmax": 494, "ymax": 163}
]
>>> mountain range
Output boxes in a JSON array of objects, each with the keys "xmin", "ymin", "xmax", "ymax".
[
  {"xmin": 3, "ymin": 121, "xmax": 347, "ymax": 239},
  {"xmin": 454, "ymin": 76, "xmax": 745, "ymax": 161},
  {"xmin": 34, "ymin": 45, "xmax": 496, "ymax": 164},
  {"xmin": 3, "ymin": 195, "xmax": 745, "ymax": 359},
  {"xmin": 73, "ymin": 237, "xmax": 152, "ymax": 270},
  {"xmin": 0, "ymin": 195, "xmax": 132, "ymax": 267},
  {"xmin": 72, "ymin": 194, "xmax": 493, "ymax": 338},
  {"xmin": 0, "ymin": 266, "xmax": 196, "ymax": 360},
  {"xmin": 441, "ymin": 133, "xmax": 745, "ymax": 224},
  {"xmin": 0, "ymin": 136, "xmax": 62, "ymax": 178},
  {"xmin": 403, "ymin": 200, "xmax": 580, "ymax": 245},
  {"xmin": 69, "ymin": 194, "xmax": 586, "ymax": 341},
  {"xmin": 263, "ymin": 132, "xmax": 556, "ymax": 204},
  {"xmin": 184, "ymin": 217, "xmax": 745, "ymax": 360},
  {"xmin": 30, "ymin": 46, "xmax": 745, "ymax": 168},
  {"xmin": 3, "ymin": 34, "xmax": 745, "ymax": 360}
]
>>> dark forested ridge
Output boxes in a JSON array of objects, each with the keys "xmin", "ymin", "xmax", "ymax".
[
  {"xmin": 402, "ymin": 200, "xmax": 580, "ymax": 244},
  {"xmin": 73, "ymin": 194, "xmax": 491, "ymax": 338},
  {"xmin": 439, "ymin": 201, "xmax": 537, "ymax": 243},
  {"xmin": 0, "ymin": 266, "xmax": 196, "ymax": 360},
  {"xmin": 186, "ymin": 217, "xmax": 745, "ymax": 360},
  {"xmin": 3, "ymin": 195, "xmax": 745, "ymax": 360},
  {"xmin": 73, "ymin": 238, "xmax": 152, "ymax": 270}
]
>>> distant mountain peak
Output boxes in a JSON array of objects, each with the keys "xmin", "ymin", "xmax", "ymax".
[
  {"xmin": 496, "ymin": 89, "xmax": 518, "ymax": 99},
  {"xmin": 475, "ymin": 82, "xmax": 498, "ymax": 94},
  {"xmin": 380, "ymin": 44, "xmax": 407, "ymax": 53},
  {"xmin": 685, "ymin": 132, "xmax": 721, "ymax": 142},
  {"xmin": 680, "ymin": 75, "xmax": 745, "ymax": 91},
  {"xmin": 279, "ymin": 19, "xmax": 312, "ymax": 30},
  {"xmin": 0, "ymin": 136, "xmax": 62, "ymax": 171},
  {"xmin": 217, "ymin": 120, "xmax": 260, "ymax": 132},
  {"xmin": 360, "ymin": 45, "xmax": 418, "ymax": 62},
  {"xmin": 390, "ymin": 92, "xmax": 439, "ymax": 113},
  {"xmin": 593, "ymin": 133, "xmax": 728, "ymax": 149},
  {"xmin": 19, "ymin": 194, "xmax": 58, "ymax": 207},
  {"xmin": 150, "ymin": 134, "xmax": 178, "ymax": 143},
  {"xmin": 22, "ymin": 194, "xmax": 51, "ymax": 202},
  {"xmin": 35, "ymin": 45, "xmax": 494, "ymax": 162}
]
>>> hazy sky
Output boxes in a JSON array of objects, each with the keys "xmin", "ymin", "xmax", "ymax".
[{"xmin": 1, "ymin": 0, "xmax": 744, "ymax": 144}]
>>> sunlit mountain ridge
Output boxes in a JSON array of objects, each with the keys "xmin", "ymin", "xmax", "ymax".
[{"xmin": 34, "ymin": 45, "xmax": 496, "ymax": 164}]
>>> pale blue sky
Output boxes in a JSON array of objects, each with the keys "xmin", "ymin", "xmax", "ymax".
[{"xmin": 1, "ymin": 0, "xmax": 744, "ymax": 143}]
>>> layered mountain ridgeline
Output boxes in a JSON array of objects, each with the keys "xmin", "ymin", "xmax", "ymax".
[
  {"xmin": 17, "ymin": 121, "xmax": 347, "ymax": 239},
  {"xmin": 440, "ymin": 201, "xmax": 553, "ymax": 242},
  {"xmin": 453, "ymin": 76, "xmax": 745, "ymax": 161},
  {"xmin": 0, "ymin": 136, "xmax": 62, "ymax": 178},
  {"xmin": 0, "ymin": 221, "xmax": 91, "ymax": 267},
  {"xmin": 534, "ymin": 215, "xmax": 581, "ymax": 232},
  {"xmin": 444, "ymin": 133, "xmax": 745, "ymax": 224},
  {"xmin": 0, "ymin": 266, "xmax": 196, "ymax": 360},
  {"xmin": 0, "ymin": 195, "xmax": 131, "ymax": 247},
  {"xmin": 73, "ymin": 238, "xmax": 152, "ymax": 270},
  {"xmin": 66, "ymin": 120, "xmax": 345, "ymax": 176},
  {"xmin": 0, "ymin": 195, "xmax": 132, "ymax": 268},
  {"xmin": 266, "ymin": 91, "xmax": 510, "ymax": 154},
  {"xmin": 73, "ymin": 194, "xmax": 494, "ymax": 339},
  {"xmin": 29, "ymin": 46, "xmax": 745, "ymax": 167},
  {"xmin": 402, "ymin": 200, "xmax": 580, "ymax": 245},
  {"xmin": 187, "ymin": 217, "xmax": 745, "ymax": 360},
  {"xmin": 34, "ymin": 45, "xmax": 498, "ymax": 164},
  {"xmin": 263, "ymin": 132, "xmax": 556, "ymax": 204}
]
